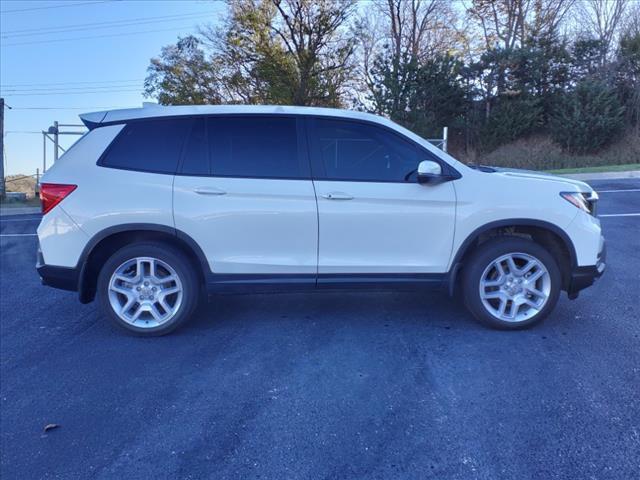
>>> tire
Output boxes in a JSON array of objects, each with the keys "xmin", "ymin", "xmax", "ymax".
[
  {"xmin": 97, "ymin": 242, "xmax": 200, "ymax": 336},
  {"xmin": 462, "ymin": 236, "xmax": 561, "ymax": 330}
]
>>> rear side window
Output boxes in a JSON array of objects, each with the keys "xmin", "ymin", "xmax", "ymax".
[
  {"xmin": 101, "ymin": 119, "xmax": 192, "ymax": 174},
  {"xmin": 208, "ymin": 116, "xmax": 305, "ymax": 179}
]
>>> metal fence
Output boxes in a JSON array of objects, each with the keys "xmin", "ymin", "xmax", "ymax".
[
  {"xmin": 427, "ymin": 127, "xmax": 448, "ymax": 153},
  {"xmin": 42, "ymin": 122, "xmax": 86, "ymax": 173}
]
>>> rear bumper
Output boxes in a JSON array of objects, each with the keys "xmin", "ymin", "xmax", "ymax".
[
  {"xmin": 37, "ymin": 245, "xmax": 79, "ymax": 292},
  {"xmin": 567, "ymin": 239, "xmax": 606, "ymax": 297}
]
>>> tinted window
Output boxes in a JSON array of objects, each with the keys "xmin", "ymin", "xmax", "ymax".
[
  {"xmin": 208, "ymin": 116, "xmax": 303, "ymax": 178},
  {"xmin": 101, "ymin": 119, "xmax": 191, "ymax": 174},
  {"xmin": 309, "ymin": 119, "xmax": 419, "ymax": 182},
  {"xmin": 180, "ymin": 118, "xmax": 209, "ymax": 175}
]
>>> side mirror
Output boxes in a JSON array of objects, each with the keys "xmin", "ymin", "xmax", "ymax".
[{"xmin": 417, "ymin": 160, "xmax": 443, "ymax": 184}]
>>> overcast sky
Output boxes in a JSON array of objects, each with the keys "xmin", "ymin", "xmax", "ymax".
[{"xmin": 1, "ymin": 0, "xmax": 225, "ymax": 176}]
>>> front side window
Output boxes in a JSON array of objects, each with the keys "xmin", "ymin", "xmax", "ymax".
[
  {"xmin": 101, "ymin": 119, "xmax": 192, "ymax": 174},
  {"xmin": 208, "ymin": 116, "xmax": 304, "ymax": 179},
  {"xmin": 309, "ymin": 118, "xmax": 421, "ymax": 182}
]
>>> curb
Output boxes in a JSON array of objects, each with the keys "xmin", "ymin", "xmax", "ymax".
[{"xmin": 558, "ymin": 170, "xmax": 640, "ymax": 181}]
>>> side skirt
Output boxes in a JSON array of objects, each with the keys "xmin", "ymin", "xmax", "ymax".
[{"xmin": 206, "ymin": 273, "xmax": 447, "ymax": 294}]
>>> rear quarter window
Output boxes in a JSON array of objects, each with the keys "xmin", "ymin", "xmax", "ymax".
[{"xmin": 100, "ymin": 119, "xmax": 192, "ymax": 174}]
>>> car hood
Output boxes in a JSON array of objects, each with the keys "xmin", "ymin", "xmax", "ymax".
[{"xmin": 488, "ymin": 167, "xmax": 593, "ymax": 193}]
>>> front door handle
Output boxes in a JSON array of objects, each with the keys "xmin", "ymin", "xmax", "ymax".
[
  {"xmin": 322, "ymin": 192, "xmax": 353, "ymax": 200},
  {"xmin": 193, "ymin": 186, "xmax": 226, "ymax": 196}
]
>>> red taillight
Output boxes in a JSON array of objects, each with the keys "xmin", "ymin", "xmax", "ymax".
[{"xmin": 40, "ymin": 183, "xmax": 77, "ymax": 215}]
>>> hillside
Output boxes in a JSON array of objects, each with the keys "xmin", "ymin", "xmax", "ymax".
[
  {"xmin": 4, "ymin": 175, "xmax": 38, "ymax": 199},
  {"xmin": 457, "ymin": 130, "xmax": 640, "ymax": 171}
]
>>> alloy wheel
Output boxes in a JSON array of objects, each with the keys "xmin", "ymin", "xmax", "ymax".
[
  {"xmin": 479, "ymin": 252, "xmax": 551, "ymax": 323},
  {"xmin": 108, "ymin": 256, "xmax": 183, "ymax": 328}
]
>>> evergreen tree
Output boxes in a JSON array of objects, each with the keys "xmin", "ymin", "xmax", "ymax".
[
  {"xmin": 369, "ymin": 54, "xmax": 468, "ymax": 139},
  {"xmin": 615, "ymin": 31, "xmax": 640, "ymax": 128},
  {"xmin": 551, "ymin": 80, "xmax": 626, "ymax": 153}
]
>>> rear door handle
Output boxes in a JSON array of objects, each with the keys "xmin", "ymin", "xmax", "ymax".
[
  {"xmin": 322, "ymin": 192, "xmax": 353, "ymax": 200},
  {"xmin": 193, "ymin": 186, "xmax": 226, "ymax": 196}
]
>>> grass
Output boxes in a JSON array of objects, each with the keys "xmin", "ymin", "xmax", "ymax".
[{"xmin": 545, "ymin": 163, "xmax": 640, "ymax": 174}]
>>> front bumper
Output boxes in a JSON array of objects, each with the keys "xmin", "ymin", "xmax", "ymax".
[
  {"xmin": 567, "ymin": 239, "xmax": 606, "ymax": 297},
  {"xmin": 37, "ymin": 244, "xmax": 79, "ymax": 292}
]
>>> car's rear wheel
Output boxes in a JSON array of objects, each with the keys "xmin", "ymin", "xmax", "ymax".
[
  {"xmin": 97, "ymin": 242, "xmax": 199, "ymax": 336},
  {"xmin": 462, "ymin": 237, "xmax": 561, "ymax": 329}
]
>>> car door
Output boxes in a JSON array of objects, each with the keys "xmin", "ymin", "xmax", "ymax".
[
  {"xmin": 173, "ymin": 115, "xmax": 318, "ymax": 283},
  {"xmin": 307, "ymin": 117, "xmax": 457, "ymax": 277}
]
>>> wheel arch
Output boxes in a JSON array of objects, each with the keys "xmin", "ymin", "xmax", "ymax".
[
  {"xmin": 448, "ymin": 219, "xmax": 577, "ymax": 296},
  {"xmin": 77, "ymin": 224, "xmax": 210, "ymax": 303}
]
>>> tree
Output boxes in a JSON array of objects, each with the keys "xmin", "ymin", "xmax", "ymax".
[
  {"xmin": 379, "ymin": 0, "xmax": 455, "ymax": 61},
  {"xmin": 202, "ymin": 0, "xmax": 357, "ymax": 106},
  {"xmin": 464, "ymin": 38, "xmax": 571, "ymax": 151},
  {"xmin": 528, "ymin": 0, "xmax": 575, "ymax": 42},
  {"xmin": 615, "ymin": 29, "xmax": 640, "ymax": 129},
  {"xmin": 409, "ymin": 56, "xmax": 469, "ymax": 138},
  {"xmin": 355, "ymin": 0, "xmax": 459, "ymax": 113},
  {"xmin": 575, "ymin": 0, "xmax": 630, "ymax": 63},
  {"xmin": 570, "ymin": 37, "xmax": 609, "ymax": 80},
  {"xmin": 550, "ymin": 79, "xmax": 626, "ymax": 153},
  {"xmin": 147, "ymin": 0, "xmax": 356, "ymax": 107},
  {"xmin": 466, "ymin": 0, "xmax": 534, "ymax": 50},
  {"xmin": 370, "ymin": 54, "xmax": 467, "ymax": 137},
  {"xmin": 144, "ymin": 36, "xmax": 223, "ymax": 105},
  {"xmin": 479, "ymin": 95, "xmax": 543, "ymax": 150},
  {"xmin": 512, "ymin": 36, "xmax": 572, "ymax": 120}
]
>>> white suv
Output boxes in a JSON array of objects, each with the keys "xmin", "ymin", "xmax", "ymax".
[{"xmin": 36, "ymin": 105, "xmax": 605, "ymax": 335}]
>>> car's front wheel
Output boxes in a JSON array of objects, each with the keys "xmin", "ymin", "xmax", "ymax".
[
  {"xmin": 462, "ymin": 237, "xmax": 562, "ymax": 329},
  {"xmin": 97, "ymin": 242, "xmax": 200, "ymax": 336}
]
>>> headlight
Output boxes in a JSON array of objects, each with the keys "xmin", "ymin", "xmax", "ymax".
[{"xmin": 560, "ymin": 191, "xmax": 598, "ymax": 216}]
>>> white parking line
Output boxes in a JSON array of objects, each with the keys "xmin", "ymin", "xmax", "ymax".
[
  {"xmin": 598, "ymin": 189, "xmax": 640, "ymax": 193},
  {"xmin": 0, "ymin": 233, "xmax": 38, "ymax": 237},
  {"xmin": 599, "ymin": 213, "xmax": 640, "ymax": 217}
]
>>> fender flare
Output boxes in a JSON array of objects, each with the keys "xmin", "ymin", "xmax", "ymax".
[
  {"xmin": 77, "ymin": 223, "xmax": 211, "ymax": 302},
  {"xmin": 447, "ymin": 218, "xmax": 577, "ymax": 296}
]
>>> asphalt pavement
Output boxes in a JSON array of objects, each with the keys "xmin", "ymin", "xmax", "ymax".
[{"xmin": 1, "ymin": 178, "xmax": 639, "ymax": 479}]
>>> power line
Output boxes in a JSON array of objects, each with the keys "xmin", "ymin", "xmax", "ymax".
[
  {"xmin": 5, "ymin": 131, "xmax": 43, "ymax": 134},
  {"xmin": 8, "ymin": 106, "xmax": 130, "ymax": 110},
  {"xmin": 3, "ymin": 24, "xmax": 203, "ymax": 47},
  {"xmin": 1, "ymin": 1, "xmax": 114, "ymax": 14},
  {"xmin": 2, "ymin": 11, "xmax": 213, "ymax": 38},
  {"xmin": 1, "ymin": 79, "xmax": 144, "ymax": 88},
  {"xmin": 2, "ymin": 83, "xmax": 143, "ymax": 93},
  {"xmin": 3, "ymin": 89, "xmax": 143, "ymax": 96}
]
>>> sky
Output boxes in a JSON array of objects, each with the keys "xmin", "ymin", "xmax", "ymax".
[{"xmin": 1, "ymin": 0, "xmax": 226, "ymax": 176}]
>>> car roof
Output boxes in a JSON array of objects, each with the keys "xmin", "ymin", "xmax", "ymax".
[{"xmin": 79, "ymin": 104, "xmax": 392, "ymax": 130}]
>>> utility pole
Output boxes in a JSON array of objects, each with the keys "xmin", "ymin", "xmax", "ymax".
[
  {"xmin": 43, "ymin": 132, "xmax": 47, "ymax": 173},
  {"xmin": 0, "ymin": 98, "xmax": 5, "ymax": 200},
  {"xmin": 53, "ymin": 121, "xmax": 59, "ymax": 163}
]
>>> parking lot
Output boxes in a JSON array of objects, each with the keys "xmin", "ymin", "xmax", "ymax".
[{"xmin": 1, "ymin": 178, "xmax": 638, "ymax": 479}]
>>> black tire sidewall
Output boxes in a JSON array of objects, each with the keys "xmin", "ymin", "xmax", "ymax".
[
  {"xmin": 97, "ymin": 243, "xmax": 199, "ymax": 336},
  {"xmin": 462, "ymin": 237, "xmax": 562, "ymax": 330}
]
